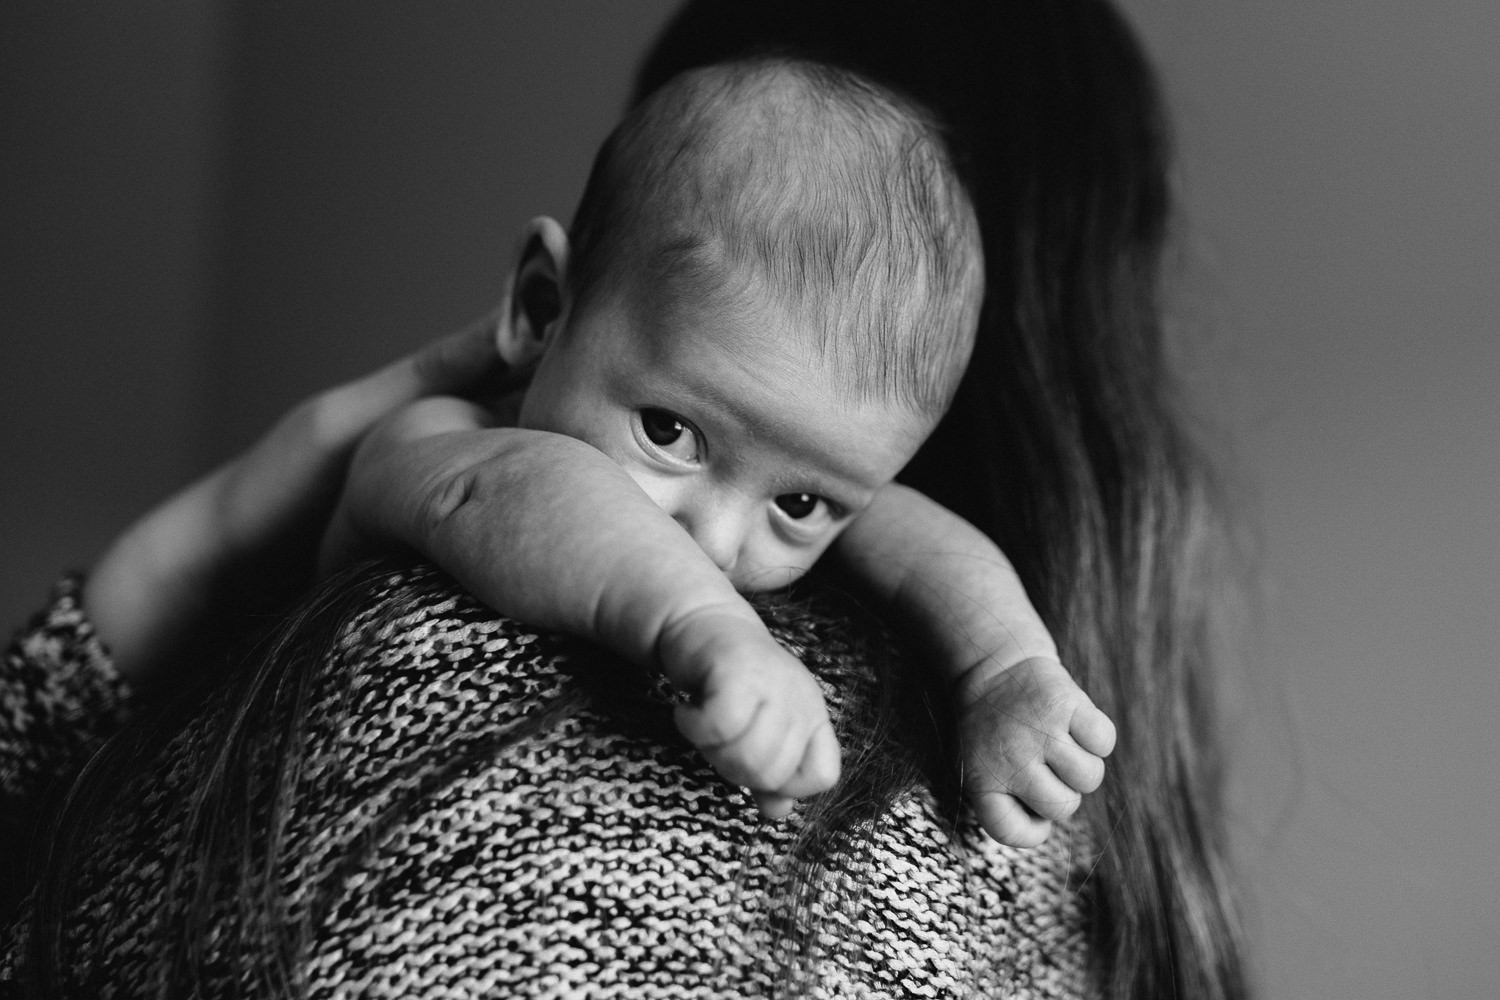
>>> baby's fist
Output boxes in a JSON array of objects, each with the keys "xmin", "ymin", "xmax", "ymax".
[
  {"xmin": 660, "ymin": 605, "xmax": 841, "ymax": 815},
  {"xmin": 954, "ymin": 656, "xmax": 1115, "ymax": 848}
]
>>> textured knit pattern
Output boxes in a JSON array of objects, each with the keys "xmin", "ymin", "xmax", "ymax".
[
  {"xmin": 1, "ymin": 574, "xmax": 131, "ymax": 805},
  {"xmin": 2, "ymin": 567, "xmax": 1098, "ymax": 999}
]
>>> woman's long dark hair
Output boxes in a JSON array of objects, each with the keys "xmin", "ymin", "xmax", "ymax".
[{"xmin": 636, "ymin": 3, "xmax": 1249, "ymax": 998}]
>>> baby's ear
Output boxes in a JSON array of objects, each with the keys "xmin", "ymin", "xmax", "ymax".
[{"xmin": 495, "ymin": 216, "xmax": 570, "ymax": 371}]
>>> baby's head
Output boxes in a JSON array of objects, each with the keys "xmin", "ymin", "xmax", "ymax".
[{"xmin": 498, "ymin": 57, "xmax": 983, "ymax": 591}]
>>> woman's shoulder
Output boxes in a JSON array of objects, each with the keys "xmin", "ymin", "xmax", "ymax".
[
  {"xmin": 294, "ymin": 563, "xmax": 1098, "ymax": 999},
  {"xmin": 320, "ymin": 562, "xmax": 588, "ymax": 737},
  {"xmin": 309, "ymin": 562, "xmax": 897, "ymax": 767}
]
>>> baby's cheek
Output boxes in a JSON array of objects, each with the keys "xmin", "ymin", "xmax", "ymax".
[
  {"xmin": 729, "ymin": 533, "xmax": 831, "ymax": 593},
  {"xmin": 613, "ymin": 461, "xmax": 676, "ymax": 512}
]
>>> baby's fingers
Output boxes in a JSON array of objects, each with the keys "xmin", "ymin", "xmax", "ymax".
[
  {"xmin": 673, "ymin": 688, "xmax": 761, "ymax": 754},
  {"xmin": 1069, "ymin": 700, "xmax": 1117, "ymax": 758},
  {"xmin": 749, "ymin": 724, "xmax": 840, "ymax": 819},
  {"xmin": 686, "ymin": 703, "xmax": 839, "ymax": 797},
  {"xmin": 777, "ymin": 720, "xmax": 841, "ymax": 799},
  {"xmin": 1047, "ymin": 737, "xmax": 1107, "ymax": 795},
  {"xmin": 972, "ymin": 792, "xmax": 1053, "ymax": 850},
  {"xmin": 1012, "ymin": 764, "xmax": 1083, "ymax": 824}
]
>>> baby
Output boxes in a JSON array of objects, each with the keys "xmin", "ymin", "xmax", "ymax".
[{"xmin": 328, "ymin": 57, "xmax": 1114, "ymax": 846}]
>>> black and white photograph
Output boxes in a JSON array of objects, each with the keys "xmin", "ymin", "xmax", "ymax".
[{"xmin": 3, "ymin": 3, "xmax": 1495, "ymax": 997}]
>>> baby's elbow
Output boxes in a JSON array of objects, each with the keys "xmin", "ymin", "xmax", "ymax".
[{"xmin": 420, "ymin": 468, "xmax": 478, "ymax": 543}]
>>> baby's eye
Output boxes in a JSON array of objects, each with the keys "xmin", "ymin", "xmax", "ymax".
[
  {"xmin": 774, "ymin": 492, "xmax": 826, "ymax": 521},
  {"xmin": 638, "ymin": 408, "xmax": 701, "ymax": 462},
  {"xmin": 771, "ymin": 492, "xmax": 839, "ymax": 542}
]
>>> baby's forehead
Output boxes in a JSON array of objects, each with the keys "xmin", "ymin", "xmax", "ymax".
[
  {"xmin": 608, "ymin": 260, "xmax": 923, "ymax": 420},
  {"xmin": 567, "ymin": 57, "xmax": 982, "ymax": 420}
]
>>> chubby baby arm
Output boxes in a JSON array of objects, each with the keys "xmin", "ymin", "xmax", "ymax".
[
  {"xmin": 833, "ymin": 484, "xmax": 1116, "ymax": 847},
  {"xmin": 85, "ymin": 319, "xmax": 504, "ymax": 684},
  {"xmin": 324, "ymin": 398, "xmax": 839, "ymax": 816}
]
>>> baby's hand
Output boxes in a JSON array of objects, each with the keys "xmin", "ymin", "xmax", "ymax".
[
  {"xmin": 954, "ymin": 655, "xmax": 1116, "ymax": 848},
  {"xmin": 659, "ymin": 605, "xmax": 841, "ymax": 818}
]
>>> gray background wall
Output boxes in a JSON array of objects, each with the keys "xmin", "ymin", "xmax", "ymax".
[{"xmin": 2, "ymin": 3, "xmax": 1495, "ymax": 997}]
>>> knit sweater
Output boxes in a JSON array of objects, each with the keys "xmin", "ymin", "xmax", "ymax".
[{"xmin": 1, "ymin": 566, "xmax": 1098, "ymax": 998}]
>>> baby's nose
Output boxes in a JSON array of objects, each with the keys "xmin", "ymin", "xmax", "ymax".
[{"xmin": 673, "ymin": 500, "xmax": 744, "ymax": 576}]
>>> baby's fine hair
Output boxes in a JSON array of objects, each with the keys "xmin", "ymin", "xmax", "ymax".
[{"xmin": 568, "ymin": 56, "xmax": 984, "ymax": 417}]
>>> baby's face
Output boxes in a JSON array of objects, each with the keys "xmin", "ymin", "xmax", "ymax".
[{"xmin": 518, "ymin": 283, "xmax": 935, "ymax": 592}]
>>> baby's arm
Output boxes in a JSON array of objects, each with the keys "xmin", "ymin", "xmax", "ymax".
[
  {"xmin": 322, "ymin": 398, "xmax": 839, "ymax": 817},
  {"xmin": 833, "ymin": 484, "xmax": 1116, "ymax": 848},
  {"xmin": 84, "ymin": 318, "xmax": 504, "ymax": 684}
]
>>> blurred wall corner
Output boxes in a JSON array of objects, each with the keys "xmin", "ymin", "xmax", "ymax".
[{"xmin": 0, "ymin": 0, "xmax": 232, "ymax": 628}]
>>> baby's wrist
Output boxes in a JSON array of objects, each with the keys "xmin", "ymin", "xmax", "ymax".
[
  {"xmin": 652, "ymin": 599, "xmax": 770, "ymax": 687},
  {"xmin": 945, "ymin": 644, "xmax": 1061, "ymax": 688}
]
